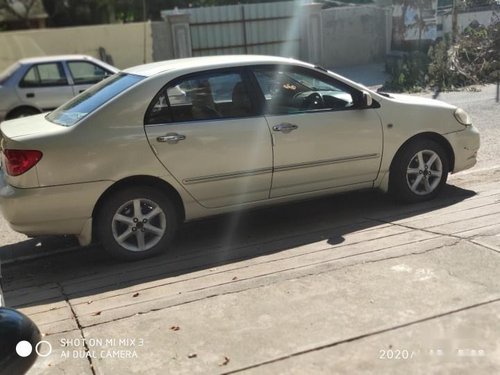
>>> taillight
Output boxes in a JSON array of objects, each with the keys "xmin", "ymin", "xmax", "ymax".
[{"xmin": 3, "ymin": 149, "xmax": 43, "ymax": 176}]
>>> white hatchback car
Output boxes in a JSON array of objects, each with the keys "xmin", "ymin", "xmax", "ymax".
[
  {"xmin": 0, "ymin": 55, "xmax": 479, "ymax": 260},
  {"xmin": 0, "ymin": 55, "xmax": 117, "ymax": 121}
]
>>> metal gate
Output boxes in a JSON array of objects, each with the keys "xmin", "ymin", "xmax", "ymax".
[{"xmin": 183, "ymin": 2, "xmax": 302, "ymax": 58}]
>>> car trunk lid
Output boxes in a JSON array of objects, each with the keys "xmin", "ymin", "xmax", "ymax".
[
  {"xmin": 1, "ymin": 114, "xmax": 67, "ymax": 188},
  {"xmin": 1, "ymin": 113, "xmax": 66, "ymax": 140}
]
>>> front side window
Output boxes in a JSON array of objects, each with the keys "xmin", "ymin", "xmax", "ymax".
[
  {"xmin": 145, "ymin": 71, "xmax": 254, "ymax": 125},
  {"xmin": 68, "ymin": 61, "xmax": 110, "ymax": 85},
  {"xmin": 20, "ymin": 63, "xmax": 68, "ymax": 87},
  {"xmin": 47, "ymin": 73, "xmax": 143, "ymax": 126},
  {"xmin": 253, "ymin": 67, "xmax": 359, "ymax": 115}
]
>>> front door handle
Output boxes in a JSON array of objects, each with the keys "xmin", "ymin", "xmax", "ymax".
[
  {"xmin": 26, "ymin": 93, "xmax": 35, "ymax": 98},
  {"xmin": 272, "ymin": 123, "xmax": 298, "ymax": 134},
  {"xmin": 156, "ymin": 133, "xmax": 186, "ymax": 144}
]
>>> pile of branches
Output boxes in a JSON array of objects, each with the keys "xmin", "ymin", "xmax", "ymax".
[
  {"xmin": 428, "ymin": 18, "xmax": 500, "ymax": 89},
  {"xmin": 384, "ymin": 18, "xmax": 500, "ymax": 92}
]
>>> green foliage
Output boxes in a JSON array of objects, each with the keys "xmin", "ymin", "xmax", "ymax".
[
  {"xmin": 463, "ymin": 0, "xmax": 498, "ymax": 8},
  {"xmin": 383, "ymin": 51, "xmax": 429, "ymax": 92},
  {"xmin": 41, "ymin": 0, "xmax": 294, "ymax": 26}
]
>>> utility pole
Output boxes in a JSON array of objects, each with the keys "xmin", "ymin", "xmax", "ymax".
[
  {"xmin": 451, "ymin": 0, "xmax": 458, "ymax": 43},
  {"xmin": 143, "ymin": 0, "xmax": 147, "ymax": 64}
]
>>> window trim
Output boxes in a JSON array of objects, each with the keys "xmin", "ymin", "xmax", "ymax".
[{"xmin": 143, "ymin": 67, "xmax": 261, "ymax": 126}]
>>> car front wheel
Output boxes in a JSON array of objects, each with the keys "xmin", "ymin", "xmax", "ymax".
[
  {"xmin": 390, "ymin": 139, "xmax": 449, "ymax": 203},
  {"xmin": 97, "ymin": 187, "xmax": 178, "ymax": 260}
]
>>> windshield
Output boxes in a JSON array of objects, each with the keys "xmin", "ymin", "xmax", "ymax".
[
  {"xmin": 47, "ymin": 73, "xmax": 144, "ymax": 126},
  {"xmin": 0, "ymin": 63, "xmax": 20, "ymax": 84}
]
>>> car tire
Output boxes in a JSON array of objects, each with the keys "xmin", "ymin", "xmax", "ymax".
[
  {"xmin": 390, "ymin": 139, "xmax": 449, "ymax": 203},
  {"xmin": 97, "ymin": 186, "xmax": 178, "ymax": 261},
  {"xmin": 7, "ymin": 107, "xmax": 40, "ymax": 119}
]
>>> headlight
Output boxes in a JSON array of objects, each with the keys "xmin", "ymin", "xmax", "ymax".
[{"xmin": 454, "ymin": 108, "xmax": 472, "ymax": 126}]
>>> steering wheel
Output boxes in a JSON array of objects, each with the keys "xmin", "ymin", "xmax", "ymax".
[{"xmin": 301, "ymin": 92, "xmax": 324, "ymax": 110}]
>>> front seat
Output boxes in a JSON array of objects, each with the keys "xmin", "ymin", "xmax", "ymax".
[
  {"xmin": 191, "ymin": 80, "xmax": 220, "ymax": 119},
  {"xmin": 230, "ymin": 82, "xmax": 252, "ymax": 117}
]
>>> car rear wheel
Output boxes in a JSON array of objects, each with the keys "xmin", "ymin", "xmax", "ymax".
[
  {"xmin": 7, "ymin": 107, "xmax": 40, "ymax": 119},
  {"xmin": 390, "ymin": 139, "xmax": 449, "ymax": 203},
  {"xmin": 97, "ymin": 187, "xmax": 178, "ymax": 260}
]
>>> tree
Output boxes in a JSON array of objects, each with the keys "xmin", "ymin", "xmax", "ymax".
[
  {"xmin": 42, "ymin": 0, "xmax": 294, "ymax": 28},
  {"xmin": 0, "ymin": 0, "xmax": 42, "ymax": 28}
]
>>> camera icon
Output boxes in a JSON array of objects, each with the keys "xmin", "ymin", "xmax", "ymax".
[{"xmin": 16, "ymin": 340, "xmax": 52, "ymax": 358}]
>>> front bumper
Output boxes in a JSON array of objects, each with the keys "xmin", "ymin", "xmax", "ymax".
[
  {"xmin": 444, "ymin": 124, "xmax": 480, "ymax": 173},
  {"xmin": 0, "ymin": 169, "xmax": 112, "ymax": 243}
]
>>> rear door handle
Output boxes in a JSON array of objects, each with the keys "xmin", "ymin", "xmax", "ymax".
[
  {"xmin": 156, "ymin": 133, "xmax": 186, "ymax": 144},
  {"xmin": 272, "ymin": 123, "xmax": 298, "ymax": 133},
  {"xmin": 26, "ymin": 93, "xmax": 35, "ymax": 98}
]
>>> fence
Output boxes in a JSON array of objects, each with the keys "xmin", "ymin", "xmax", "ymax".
[{"xmin": 163, "ymin": 2, "xmax": 302, "ymax": 58}]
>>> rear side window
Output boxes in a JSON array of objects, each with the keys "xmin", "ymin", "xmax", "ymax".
[
  {"xmin": 47, "ymin": 73, "xmax": 143, "ymax": 126},
  {"xmin": 19, "ymin": 63, "xmax": 68, "ymax": 87},
  {"xmin": 145, "ymin": 71, "xmax": 255, "ymax": 125},
  {"xmin": 68, "ymin": 61, "xmax": 110, "ymax": 84}
]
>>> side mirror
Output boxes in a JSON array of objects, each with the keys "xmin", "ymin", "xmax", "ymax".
[{"xmin": 362, "ymin": 91, "xmax": 373, "ymax": 108}]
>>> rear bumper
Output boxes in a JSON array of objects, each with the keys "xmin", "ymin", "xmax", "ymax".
[{"xmin": 0, "ymin": 170, "xmax": 112, "ymax": 244}]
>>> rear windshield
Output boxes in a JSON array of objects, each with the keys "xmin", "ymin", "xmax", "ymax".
[
  {"xmin": 46, "ymin": 73, "xmax": 144, "ymax": 126},
  {"xmin": 0, "ymin": 63, "xmax": 20, "ymax": 84}
]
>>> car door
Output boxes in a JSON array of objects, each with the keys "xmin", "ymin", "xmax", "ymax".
[
  {"xmin": 16, "ymin": 62, "xmax": 74, "ymax": 110},
  {"xmin": 144, "ymin": 69, "xmax": 273, "ymax": 208},
  {"xmin": 66, "ymin": 60, "xmax": 113, "ymax": 95},
  {"xmin": 251, "ymin": 66, "xmax": 383, "ymax": 198}
]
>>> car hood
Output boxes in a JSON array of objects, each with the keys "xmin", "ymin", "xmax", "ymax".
[
  {"xmin": 385, "ymin": 93, "xmax": 457, "ymax": 110},
  {"xmin": 0, "ymin": 114, "xmax": 65, "ymax": 140}
]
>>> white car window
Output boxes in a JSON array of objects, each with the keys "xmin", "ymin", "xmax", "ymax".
[
  {"xmin": 20, "ymin": 66, "xmax": 38, "ymax": 87},
  {"xmin": 68, "ymin": 61, "xmax": 110, "ymax": 85},
  {"xmin": 20, "ymin": 63, "xmax": 68, "ymax": 87}
]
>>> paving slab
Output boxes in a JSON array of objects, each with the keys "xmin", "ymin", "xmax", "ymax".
[
  {"xmin": 71, "ymin": 230, "xmax": 439, "ymax": 327},
  {"xmin": 239, "ymin": 300, "xmax": 500, "ymax": 375},
  {"xmin": 80, "ymin": 242, "xmax": 500, "ymax": 375},
  {"xmin": 27, "ymin": 330, "xmax": 94, "ymax": 375}
]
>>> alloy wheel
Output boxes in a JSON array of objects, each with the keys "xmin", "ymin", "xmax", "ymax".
[
  {"xmin": 111, "ymin": 198, "xmax": 167, "ymax": 252},
  {"xmin": 406, "ymin": 149, "xmax": 443, "ymax": 196}
]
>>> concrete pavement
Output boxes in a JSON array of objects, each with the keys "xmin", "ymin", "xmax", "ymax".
[{"xmin": 1, "ymin": 166, "xmax": 499, "ymax": 374}]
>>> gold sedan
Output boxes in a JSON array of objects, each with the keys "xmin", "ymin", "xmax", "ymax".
[{"xmin": 0, "ymin": 56, "xmax": 480, "ymax": 260}]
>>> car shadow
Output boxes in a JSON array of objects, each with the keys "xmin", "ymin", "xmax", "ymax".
[{"xmin": 1, "ymin": 183, "xmax": 476, "ymax": 310}]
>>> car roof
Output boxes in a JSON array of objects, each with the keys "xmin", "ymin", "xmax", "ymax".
[
  {"xmin": 123, "ymin": 55, "xmax": 310, "ymax": 77},
  {"xmin": 18, "ymin": 55, "xmax": 104, "ymax": 65}
]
